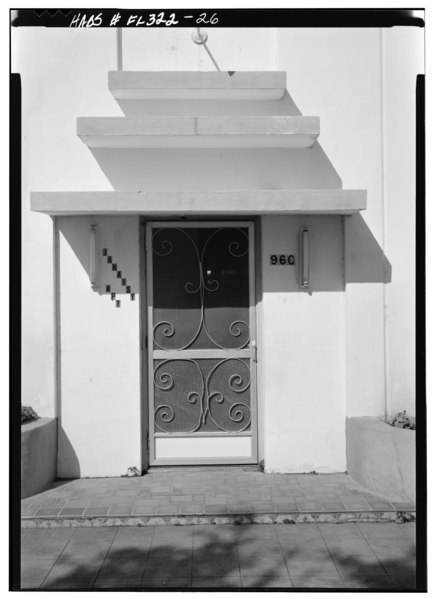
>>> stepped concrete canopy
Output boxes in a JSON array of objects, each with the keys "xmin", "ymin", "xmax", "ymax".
[
  {"xmin": 109, "ymin": 70, "xmax": 287, "ymax": 100},
  {"xmin": 77, "ymin": 115, "xmax": 320, "ymax": 149},
  {"xmin": 31, "ymin": 189, "xmax": 366, "ymax": 216}
]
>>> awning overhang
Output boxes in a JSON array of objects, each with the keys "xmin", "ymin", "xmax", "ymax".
[{"xmin": 31, "ymin": 190, "xmax": 366, "ymax": 217}]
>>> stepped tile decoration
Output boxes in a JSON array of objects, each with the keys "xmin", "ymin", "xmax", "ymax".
[{"xmin": 101, "ymin": 247, "xmax": 136, "ymax": 308}]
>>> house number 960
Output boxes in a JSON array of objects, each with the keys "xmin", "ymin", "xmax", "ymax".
[{"xmin": 270, "ymin": 254, "xmax": 295, "ymax": 265}]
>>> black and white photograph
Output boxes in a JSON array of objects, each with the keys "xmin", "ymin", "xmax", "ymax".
[{"xmin": 11, "ymin": 6, "xmax": 426, "ymax": 591}]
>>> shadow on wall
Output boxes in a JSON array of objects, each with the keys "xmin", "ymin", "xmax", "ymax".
[
  {"xmin": 83, "ymin": 87, "xmax": 343, "ymax": 190},
  {"xmin": 261, "ymin": 214, "xmax": 391, "ymax": 294},
  {"xmin": 58, "ymin": 216, "xmax": 139, "ymax": 299},
  {"xmin": 115, "ymin": 91, "xmax": 303, "ymax": 117},
  {"xmin": 345, "ymin": 214, "xmax": 392, "ymax": 285},
  {"xmin": 57, "ymin": 425, "xmax": 81, "ymax": 479},
  {"xmin": 23, "ymin": 524, "xmax": 417, "ymax": 590},
  {"xmin": 88, "ymin": 146, "xmax": 342, "ymax": 192},
  {"xmin": 57, "ymin": 213, "xmax": 391, "ymax": 301}
]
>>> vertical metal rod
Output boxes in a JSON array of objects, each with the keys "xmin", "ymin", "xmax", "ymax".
[
  {"xmin": 116, "ymin": 28, "xmax": 123, "ymax": 71},
  {"xmin": 299, "ymin": 227, "xmax": 309, "ymax": 289}
]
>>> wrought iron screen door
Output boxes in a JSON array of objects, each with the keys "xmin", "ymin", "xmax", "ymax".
[{"xmin": 146, "ymin": 222, "xmax": 257, "ymax": 465}]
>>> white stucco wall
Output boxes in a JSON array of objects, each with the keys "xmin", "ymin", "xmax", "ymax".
[
  {"xmin": 276, "ymin": 28, "xmax": 386, "ymax": 420},
  {"xmin": 57, "ymin": 216, "xmax": 140, "ymax": 478},
  {"xmin": 276, "ymin": 27, "xmax": 423, "ymax": 420},
  {"xmin": 382, "ymin": 27, "xmax": 423, "ymax": 416},
  {"xmin": 261, "ymin": 216, "xmax": 346, "ymax": 472},
  {"xmin": 13, "ymin": 27, "xmax": 118, "ymax": 420}
]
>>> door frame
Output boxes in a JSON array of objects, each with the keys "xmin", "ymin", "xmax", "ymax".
[{"xmin": 145, "ymin": 220, "xmax": 258, "ymax": 467}]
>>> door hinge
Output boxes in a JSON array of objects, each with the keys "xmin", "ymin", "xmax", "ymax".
[{"xmin": 146, "ymin": 433, "xmax": 150, "ymax": 453}]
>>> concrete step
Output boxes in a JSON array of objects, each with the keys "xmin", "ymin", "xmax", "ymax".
[
  {"xmin": 21, "ymin": 510, "xmax": 415, "ymax": 529},
  {"xmin": 109, "ymin": 71, "xmax": 287, "ymax": 100},
  {"xmin": 21, "ymin": 472, "xmax": 415, "ymax": 528},
  {"xmin": 77, "ymin": 116, "xmax": 320, "ymax": 149}
]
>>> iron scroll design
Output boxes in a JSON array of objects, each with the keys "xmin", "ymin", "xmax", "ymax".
[
  {"xmin": 154, "ymin": 358, "xmax": 251, "ymax": 434},
  {"xmin": 152, "ymin": 227, "xmax": 250, "ymax": 351}
]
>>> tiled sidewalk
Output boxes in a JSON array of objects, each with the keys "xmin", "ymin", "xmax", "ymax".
[
  {"xmin": 21, "ymin": 471, "xmax": 415, "ymax": 527},
  {"xmin": 20, "ymin": 521, "xmax": 417, "ymax": 590}
]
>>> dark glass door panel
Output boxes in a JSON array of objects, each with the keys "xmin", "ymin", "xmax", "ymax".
[{"xmin": 152, "ymin": 227, "xmax": 250, "ymax": 351}]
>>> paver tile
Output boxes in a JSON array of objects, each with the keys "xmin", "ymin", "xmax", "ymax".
[
  {"xmin": 19, "ymin": 580, "xmax": 42, "ymax": 590},
  {"xmin": 320, "ymin": 502, "xmax": 346, "ymax": 511},
  {"xmin": 204, "ymin": 504, "xmax": 228, "ymax": 514},
  {"xmin": 61, "ymin": 540, "xmax": 112, "ymax": 559},
  {"xmin": 322, "ymin": 536, "xmax": 375, "ymax": 555},
  {"xmin": 276, "ymin": 524, "xmax": 322, "ymax": 538},
  {"xmin": 84, "ymin": 506, "xmax": 110, "ymax": 516},
  {"xmin": 342, "ymin": 575, "xmax": 396, "ymax": 589},
  {"xmin": 132, "ymin": 505, "xmax": 157, "ymax": 515},
  {"xmin": 145, "ymin": 557, "xmax": 192, "ymax": 578},
  {"xmin": 170, "ymin": 495, "xmax": 193, "ymax": 503},
  {"xmin": 107, "ymin": 540, "xmax": 152, "ymax": 558},
  {"xmin": 108, "ymin": 504, "xmax": 134, "ymax": 515},
  {"xmin": 242, "ymin": 575, "xmax": 293, "ymax": 588},
  {"xmin": 192, "ymin": 576, "xmax": 242, "ymax": 588},
  {"xmin": 44, "ymin": 557, "xmax": 104, "ymax": 580},
  {"xmin": 149, "ymin": 541, "xmax": 193, "ymax": 557},
  {"xmin": 204, "ymin": 496, "xmax": 228, "ymax": 505},
  {"xmin": 292, "ymin": 576, "xmax": 343, "ymax": 588},
  {"xmin": 238, "ymin": 543, "xmax": 283, "ymax": 560},
  {"xmin": 21, "ymin": 540, "xmax": 69, "ymax": 560},
  {"xmin": 72, "ymin": 527, "xmax": 118, "ymax": 541},
  {"xmin": 115, "ymin": 526, "xmax": 155, "ymax": 540},
  {"xmin": 42, "ymin": 578, "xmax": 95, "ymax": 590},
  {"xmin": 98, "ymin": 556, "xmax": 147, "ymax": 578},
  {"xmin": 357, "ymin": 522, "xmax": 402, "ymax": 536},
  {"xmin": 180, "ymin": 503, "xmax": 206, "ymax": 514},
  {"xmin": 239, "ymin": 556, "xmax": 288, "ymax": 579},
  {"xmin": 20, "ymin": 558, "xmax": 56, "ymax": 582},
  {"xmin": 286, "ymin": 556, "xmax": 340, "ymax": 578},
  {"xmin": 34, "ymin": 508, "xmax": 62, "ymax": 517},
  {"xmin": 376, "ymin": 555, "xmax": 416, "ymax": 576},
  {"xmin": 333, "ymin": 554, "xmax": 387, "ymax": 578},
  {"xmin": 366, "ymin": 502, "xmax": 396, "ymax": 510},
  {"xmin": 391, "ymin": 502, "xmax": 415, "ymax": 510},
  {"xmin": 391, "ymin": 574, "xmax": 417, "ymax": 590},
  {"xmin": 93, "ymin": 577, "xmax": 143, "ymax": 589},
  {"xmin": 153, "ymin": 526, "xmax": 193, "ymax": 540},
  {"xmin": 26, "ymin": 528, "xmax": 75, "ymax": 541},
  {"xmin": 193, "ymin": 555, "xmax": 239, "ymax": 577},
  {"xmin": 319, "ymin": 523, "xmax": 362, "ymax": 536},
  {"xmin": 142, "ymin": 577, "xmax": 192, "ymax": 588},
  {"xmin": 296, "ymin": 501, "xmax": 323, "ymax": 511},
  {"xmin": 59, "ymin": 507, "xmax": 85, "ymax": 516},
  {"xmin": 193, "ymin": 526, "xmax": 236, "ymax": 546},
  {"xmin": 367, "ymin": 537, "xmax": 415, "ymax": 556}
]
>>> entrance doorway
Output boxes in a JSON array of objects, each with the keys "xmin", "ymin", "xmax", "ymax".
[{"xmin": 146, "ymin": 221, "xmax": 258, "ymax": 465}]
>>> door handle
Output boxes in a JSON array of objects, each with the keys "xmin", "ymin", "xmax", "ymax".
[{"xmin": 252, "ymin": 340, "xmax": 257, "ymax": 362}]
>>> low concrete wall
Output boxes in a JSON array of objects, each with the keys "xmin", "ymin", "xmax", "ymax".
[
  {"xmin": 21, "ymin": 418, "xmax": 57, "ymax": 498},
  {"xmin": 346, "ymin": 417, "xmax": 415, "ymax": 503}
]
